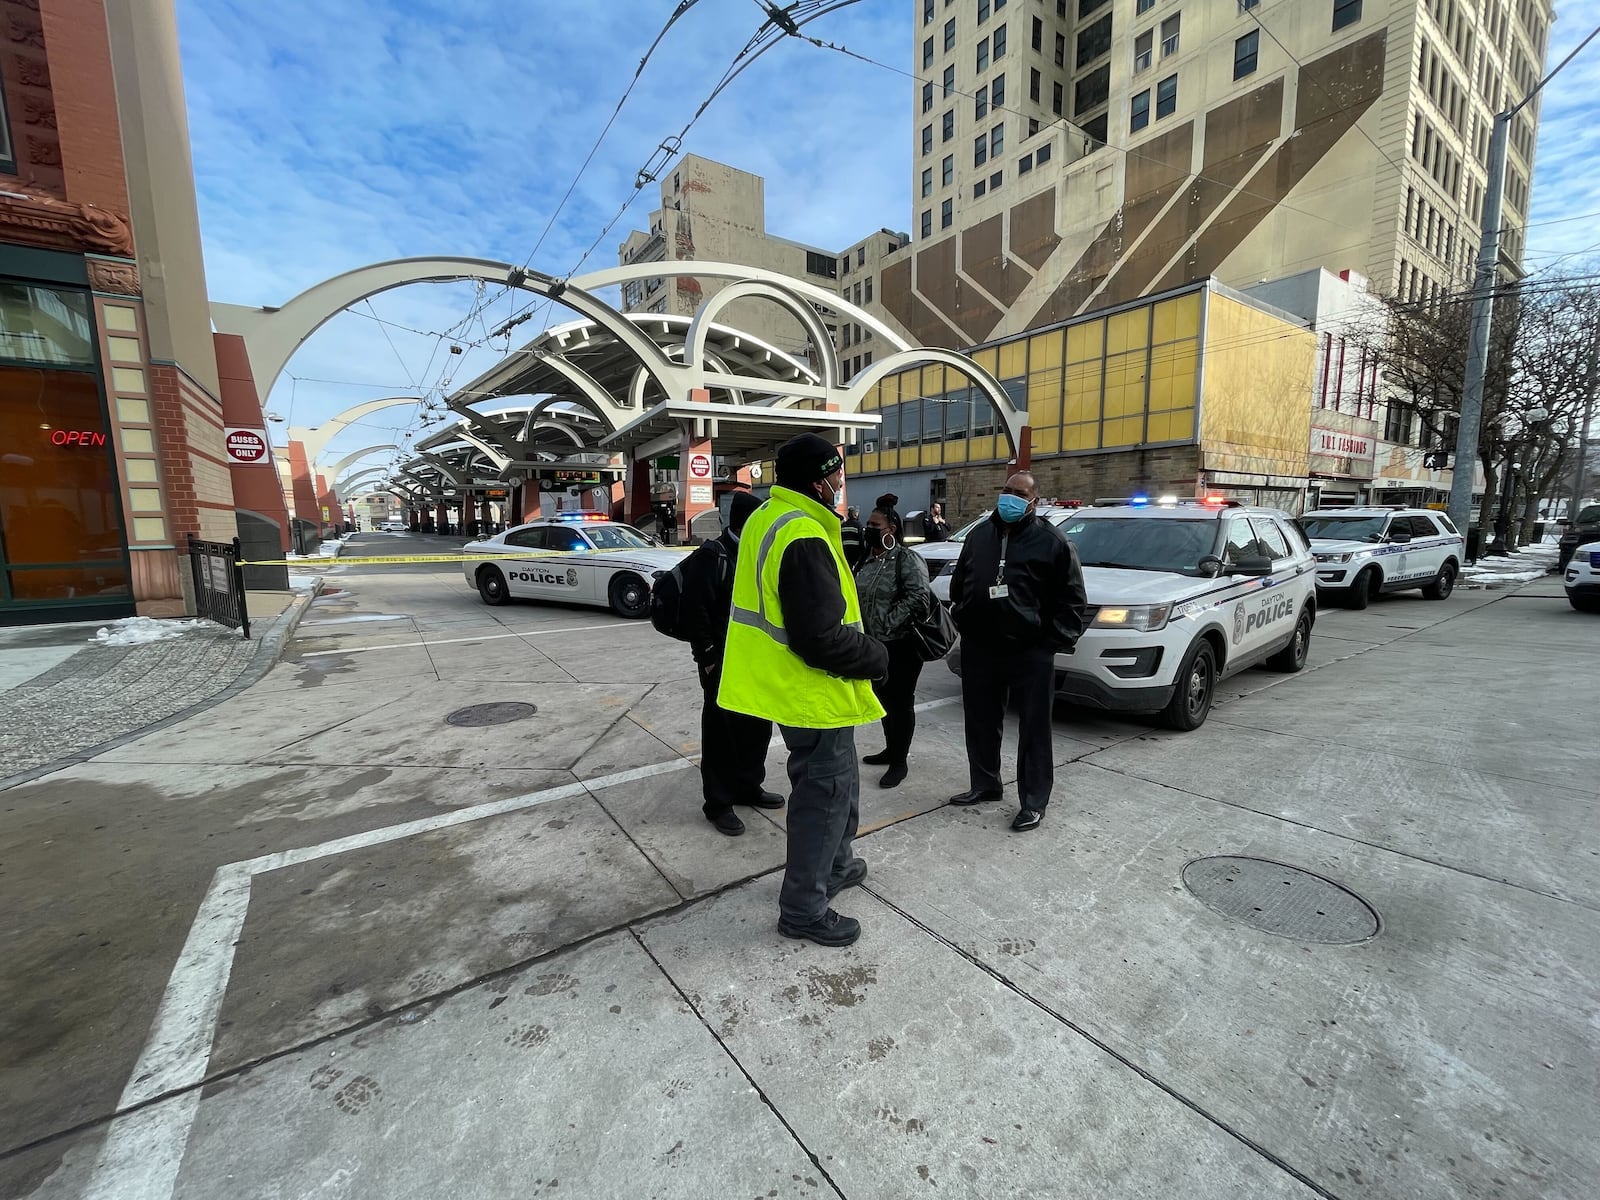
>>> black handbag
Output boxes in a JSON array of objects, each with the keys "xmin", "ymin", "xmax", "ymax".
[{"xmin": 910, "ymin": 600, "xmax": 957, "ymax": 661}]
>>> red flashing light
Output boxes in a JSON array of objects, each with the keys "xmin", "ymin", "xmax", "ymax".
[{"xmin": 1201, "ymin": 493, "xmax": 1227, "ymax": 506}]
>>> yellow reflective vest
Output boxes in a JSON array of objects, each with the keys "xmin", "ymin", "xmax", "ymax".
[{"xmin": 717, "ymin": 487, "xmax": 885, "ymax": 729}]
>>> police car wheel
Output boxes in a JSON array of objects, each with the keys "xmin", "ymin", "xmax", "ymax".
[
  {"xmin": 1266, "ymin": 611, "xmax": 1312, "ymax": 672},
  {"xmin": 1345, "ymin": 568, "xmax": 1377, "ymax": 609},
  {"xmin": 477, "ymin": 565, "xmax": 510, "ymax": 606},
  {"xmin": 1571, "ymin": 595, "xmax": 1600, "ymax": 613},
  {"xmin": 1421, "ymin": 562, "xmax": 1456, "ymax": 600},
  {"xmin": 609, "ymin": 573, "xmax": 650, "ymax": 619},
  {"xmin": 1160, "ymin": 640, "xmax": 1216, "ymax": 731}
]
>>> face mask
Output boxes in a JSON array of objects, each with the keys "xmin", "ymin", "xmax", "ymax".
[
  {"xmin": 864, "ymin": 527, "xmax": 886, "ymax": 551},
  {"xmin": 996, "ymin": 494, "xmax": 1030, "ymax": 523},
  {"xmin": 819, "ymin": 477, "xmax": 844, "ymax": 510}
]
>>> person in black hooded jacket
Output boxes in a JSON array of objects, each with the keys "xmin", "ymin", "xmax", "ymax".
[
  {"xmin": 948, "ymin": 471, "xmax": 1086, "ymax": 832},
  {"xmin": 680, "ymin": 489, "xmax": 784, "ymax": 836}
]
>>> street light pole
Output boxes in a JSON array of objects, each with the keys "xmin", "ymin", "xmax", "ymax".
[{"xmin": 1448, "ymin": 23, "xmax": 1600, "ymax": 537}]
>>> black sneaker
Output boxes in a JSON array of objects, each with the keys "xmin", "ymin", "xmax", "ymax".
[
  {"xmin": 778, "ymin": 908, "xmax": 861, "ymax": 947},
  {"xmin": 879, "ymin": 764, "xmax": 908, "ymax": 789},
  {"xmin": 862, "ymin": 749, "xmax": 892, "ymax": 765},
  {"xmin": 1010, "ymin": 808, "xmax": 1043, "ymax": 832},
  {"xmin": 706, "ymin": 810, "xmax": 745, "ymax": 836},
  {"xmin": 739, "ymin": 790, "xmax": 786, "ymax": 810},
  {"xmin": 949, "ymin": 788, "xmax": 1002, "ymax": 806},
  {"xmin": 826, "ymin": 857, "xmax": 868, "ymax": 898}
]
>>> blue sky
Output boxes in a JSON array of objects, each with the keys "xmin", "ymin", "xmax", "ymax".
[{"xmin": 174, "ymin": 0, "xmax": 1600, "ymax": 473}]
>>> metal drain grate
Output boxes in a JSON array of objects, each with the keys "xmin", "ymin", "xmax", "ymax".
[
  {"xmin": 444, "ymin": 701, "xmax": 538, "ymax": 727},
  {"xmin": 1181, "ymin": 856, "xmax": 1379, "ymax": 944}
]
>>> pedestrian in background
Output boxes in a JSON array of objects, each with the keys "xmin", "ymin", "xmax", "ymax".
[
  {"xmin": 948, "ymin": 471, "xmax": 1086, "ymax": 832},
  {"xmin": 855, "ymin": 493, "xmax": 933, "ymax": 789},
  {"xmin": 678, "ymin": 489, "xmax": 785, "ymax": 836},
  {"xmin": 921, "ymin": 501, "xmax": 951, "ymax": 543},
  {"xmin": 840, "ymin": 505, "xmax": 866, "ymax": 571},
  {"xmin": 719, "ymin": 433, "xmax": 888, "ymax": 947}
]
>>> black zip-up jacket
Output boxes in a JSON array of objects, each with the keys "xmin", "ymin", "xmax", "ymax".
[
  {"xmin": 950, "ymin": 510, "xmax": 1087, "ymax": 653},
  {"xmin": 776, "ymin": 512, "xmax": 888, "ymax": 682},
  {"xmin": 679, "ymin": 531, "xmax": 736, "ymax": 672}
]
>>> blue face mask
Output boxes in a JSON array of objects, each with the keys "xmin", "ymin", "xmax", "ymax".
[{"xmin": 996, "ymin": 493, "xmax": 1030, "ymax": 523}]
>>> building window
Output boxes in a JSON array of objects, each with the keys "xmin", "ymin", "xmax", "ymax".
[
  {"xmin": 1156, "ymin": 73, "xmax": 1178, "ymax": 118},
  {"xmin": 864, "ymin": 278, "xmax": 872, "ymax": 303},
  {"xmin": 995, "ymin": 0, "xmax": 1005, "ymax": 9},
  {"xmin": 943, "ymin": 64, "xmax": 955, "ymax": 97},
  {"xmin": 922, "ymin": 81, "xmax": 934, "ymax": 113},
  {"xmin": 853, "ymin": 282, "xmax": 862, "ymax": 304},
  {"xmin": 979, "ymin": 0, "xmax": 990, "ymax": 21},
  {"xmin": 1028, "ymin": 116, "xmax": 1039, "ymax": 136},
  {"xmin": 922, "ymin": 124, "xmax": 933, "ymax": 154},
  {"xmin": 1082, "ymin": 113, "xmax": 1108, "ymax": 145},
  {"xmin": 1052, "ymin": 81, "xmax": 1064, "ymax": 115},
  {"xmin": 922, "ymin": 167, "xmax": 933, "ymax": 197},
  {"xmin": 941, "ymin": 198, "xmax": 953, "ymax": 228},
  {"xmin": 1054, "ymin": 32, "xmax": 1066, "ymax": 67},
  {"xmin": 840, "ymin": 255, "xmax": 849, "ymax": 275},
  {"xmin": 1131, "ymin": 89, "xmax": 1150, "ymax": 132},
  {"xmin": 805, "ymin": 251, "xmax": 838, "ymax": 279},
  {"xmin": 1077, "ymin": 14, "xmax": 1112, "ymax": 67},
  {"xmin": 1074, "ymin": 64, "xmax": 1110, "ymax": 115},
  {"xmin": 858, "ymin": 246, "xmax": 865, "ymax": 267},
  {"xmin": 975, "ymin": 133, "xmax": 989, "ymax": 166},
  {"xmin": 976, "ymin": 85, "xmax": 989, "ymax": 119},
  {"xmin": 1038, "ymin": 141, "xmax": 1054, "ymax": 166},
  {"xmin": 923, "ymin": 37, "xmax": 934, "ymax": 68},
  {"xmin": 943, "ymin": 109, "xmax": 955, "ymax": 140},
  {"xmin": 991, "ymin": 123, "xmax": 1004, "ymax": 156},
  {"xmin": 923, "ymin": 0, "xmax": 934, "ymax": 24},
  {"xmin": 1030, "ymin": 67, "xmax": 1041, "ymax": 101},
  {"xmin": 1234, "ymin": 30, "xmax": 1258, "ymax": 79},
  {"xmin": 1239, "ymin": 0, "xmax": 1259, "ymax": 9},
  {"xmin": 944, "ymin": 17, "xmax": 956, "ymax": 51},
  {"xmin": 921, "ymin": 209, "xmax": 933, "ymax": 238},
  {"xmin": 1032, "ymin": 16, "xmax": 1043, "ymax": 50},
  {"xmin": 942, "ymin": 154, "xmax": 954, "ymax": 185},
  {"xmin": 1018, "ymin": 152, "xmax": 1034, "ymax": 174},
  {"xmin": 993, "ymin": 23, "xmax": 1006, "ymax": 58},
  {"xmin": 1332, "ymin": 0, "xmax": 1361, "ymax": 31},
  {"xmin": 1383, "ymin": 405, "xmax": 1414, "ymax": 444},
  {"xmin": 1134, "ymin": 30, "xmax": 1153, "ymax": 74},
  {"xmin": 977, "ymin": 37, "xmax": 989, "ymax": 72},
  {"xmin": 1160, "ymin": 14, "xmax": 1180, "ymax": 58},
  {"xmin": 990, "ymin": 170, "xmax": 1003, "ymax": 191},
  {"xmin": 992, "ymin": 73, "xmax": 1005, "ymax": 107},
  {"xmin": 974, "ymin": 178, "xmax": 988, "ymax": 198},
  {"xmin": 1137, "ymin": 0, "xmax": 1154, "ymax": 10}
]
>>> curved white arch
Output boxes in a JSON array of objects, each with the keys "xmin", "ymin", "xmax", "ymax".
[
  {"xmin": 840, "ymin": 347, "xmax": 1027, "ymax": 457},
  {"xmin": 212, "ymin": 257, "xmax": 686, "ymax": 403},
  {"xmin": 334, "ymin": 467, "xmax": 388, "ymax": 495},
  {"xmin": 290, "ymin": 397, "xmax": 421, "ymax": 463},
  {"xmin": 327, "ymin": 443, "xmax": 399, "ymax": 479},
  {"xmin": 683, "ymin": 279, "xmax": 839, "ymax": 392}
]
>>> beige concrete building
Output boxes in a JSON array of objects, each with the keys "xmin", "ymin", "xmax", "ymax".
[{"xmin": 885, "ymin": 0, "xmax": 1551, "ymax": 349}]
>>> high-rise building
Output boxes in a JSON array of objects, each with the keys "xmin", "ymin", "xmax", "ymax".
[{"xmin": 884, "ymin": 0, "xmax": 1552, "ymax": 349}]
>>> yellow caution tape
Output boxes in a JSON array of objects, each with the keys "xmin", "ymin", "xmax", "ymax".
[{"xmin": 239, "ymin": 548, "xmax": 694, "ymax": 568}]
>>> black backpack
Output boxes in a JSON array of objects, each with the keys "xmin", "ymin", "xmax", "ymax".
[{"xmin": 649, "ymin": 539, "xmax": 728, "ymax": 642}]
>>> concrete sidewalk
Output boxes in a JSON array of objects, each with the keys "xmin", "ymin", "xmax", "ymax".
[{"xmin": 0, "ymin": 564, "xmax": 1594, "ymax": 1200}]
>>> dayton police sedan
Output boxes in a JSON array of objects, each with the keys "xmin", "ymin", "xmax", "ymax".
[{"xmin": 462, "ymin": 513, "xmax": 688, "ymax": 618}]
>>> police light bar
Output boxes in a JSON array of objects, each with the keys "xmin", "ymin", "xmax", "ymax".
[{"xmin": 556, "ymin": 511, "xmax": 610, "ymax": 522}]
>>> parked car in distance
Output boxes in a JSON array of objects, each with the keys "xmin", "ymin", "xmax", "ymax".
[
  {"xmin": 1563, "ymin": 540, "xmax": 1600, "ymax": 612},
  {"xmin": 1300, "ymin": 507, "xmax": 1464, "ymax": 608},
  {"xmin": 1557, "ymin": 504, "xmax": 1600, "ymax": 573}
]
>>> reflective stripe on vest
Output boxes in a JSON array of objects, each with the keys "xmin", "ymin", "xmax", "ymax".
[{"xmin": 729, "ymin": 509, "xmax": 865, "ymax": 645}]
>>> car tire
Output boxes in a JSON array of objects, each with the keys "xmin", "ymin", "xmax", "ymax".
[
  {"xmin": 1159, "ymin": 639, "xmax": 1216, "ymax": 732},
  {"xmin": 1421, "ymin": 561, "xmax": 1457, "ymax": 600},
  {"xmin": 609, "ymin": 572, "xmax": 650, "ymax": 619},
  {"xmin": 477, "ymin": 565, "xmax": 510, "ymax": 606},
  {"xmin": 1570, "ymin": 595, "xmax": 1600, "ymax": 613},
  {"xmin": 1266, "ymin": 610, "xmax": 1312, "ymax": 672},
  {"xmin": 1345, "ymin": 568, "xmax": 1377, "ymax": 609}
]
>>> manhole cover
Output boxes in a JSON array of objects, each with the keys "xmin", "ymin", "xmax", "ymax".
[
  {"xmin": 1181, "ymin": 856, "xmax": 1378, "ymax": 944},
  {"xmin": 444, "ymin": 701, "xmax": 538, "ymax": 727}
]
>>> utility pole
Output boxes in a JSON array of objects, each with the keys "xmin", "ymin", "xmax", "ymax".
[
  {"xmin": 1448, "ymin": 24, "xmax": 1600, "ymax": 536},
  {"xmin": 1571, "ymin": 347, "xmax": 1596, "ymax": 519}
]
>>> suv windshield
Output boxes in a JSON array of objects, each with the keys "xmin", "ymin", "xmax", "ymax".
[
  {"xmin": 1300, "ymin": 513, "xmax": 1389, "ymax": 542},
  {"xmin": 1572, "ymin": 505, "xmax": 1600, "ymax": 527},
  {"xmin": 1053, "ymin": 516, "xmax": 1220, "ymax": 574},
  {"xmin": 585, "ymin": 524, "xmax": 654, "ymax": 550}
]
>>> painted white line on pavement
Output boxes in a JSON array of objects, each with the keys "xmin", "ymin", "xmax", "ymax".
[
  {"xmin": 298, "ymin": 620, "xmax": 650, "ymax": 657},
  {"xmin": 913, "ymin": 694, "xmax": 961, "ymax": 713},
  {"xmin": 83, "ymin": 755, "xmax": 697, "ymax": 1200}
]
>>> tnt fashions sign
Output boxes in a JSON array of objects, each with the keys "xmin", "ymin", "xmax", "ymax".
[
  {"xmin": 1310, "ymin": 423, "xmax": 1376, "ymax": 478},
  {"xmin": 224, "ymin": 427, "xmax": 271, "ymax": 465}
]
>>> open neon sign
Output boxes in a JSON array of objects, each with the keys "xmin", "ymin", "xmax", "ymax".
[{"xmin": 49, "ymin": 430, "xmax": 108, "ymax": 447}]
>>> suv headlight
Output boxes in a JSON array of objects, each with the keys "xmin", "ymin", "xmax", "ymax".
[
  {"xmin": 1092, "ymin": 604, "xmax": 1171, "ymax": 632},
  {"xmin": 1316, "ymin": 552, "xmax": 1354, "ymax": 564}
]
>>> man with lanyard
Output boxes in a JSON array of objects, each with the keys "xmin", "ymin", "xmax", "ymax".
[
  {"xmin": 718, "ymin": 434, "xmax": 889, "ymax": 946},
  {"xmin": 947, "ymin": 471, "xmax": 1086, "ymax": 831}
]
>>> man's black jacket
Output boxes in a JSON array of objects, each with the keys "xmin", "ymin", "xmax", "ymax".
[
  {"xmin": 949, "ymin": 510, "xmax": 1087, "ymax": 654},
  {"xmin": 679, "ymin": 531, "xmax": 737, "ymax": 672},
  {"xmin": 776, "ymin": 509, "xmax": 887, "ymax": 682}
]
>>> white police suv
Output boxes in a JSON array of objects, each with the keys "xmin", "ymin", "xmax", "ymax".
[
  {"xmin": 1564, "ymin": 540, "xmax": 1600, "ymax": 613},
  {"xmin": 1300, "ymin": 506, "xmax": 1465, "ymax": 608},
  {"xmin": 947, "ymin": 497, "xmax": 1317, "ymax": 730},
  {"xmin": 461, "ymin": 513, "xmax": 688, "ymax": 618}
]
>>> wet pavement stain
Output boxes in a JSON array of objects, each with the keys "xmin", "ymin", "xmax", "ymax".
[
  {"xmin": 800, "ymin": 963, "xmax": 878, "ymax": 1008},
  {"xmin": 505, "ymin": 1023, "xmax": 551, "ymax": 1049},
  {"xmin": 332, "ymin": 1074, "xmax": 382, "ymax": 1114},
  {"xmin": 523, "ymin": 972, "xmax": 578, "ymax": 997},
  {"xmin": 867, "ymin": 1035, "xmax": 896, "ymax": 1061}
]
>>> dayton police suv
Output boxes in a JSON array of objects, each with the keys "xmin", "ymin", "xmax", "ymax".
[
  {"xmin": 461, "ymin": 513, "xmax": 688, "ymax": 618},
  {"xmin": 947, "ymin": 497, "xmax": 1317, "ymax": 731},
  {"xmin": 1564, "ymin": 539, "xmax": 1600, "ymax": 613},
  {"xmin": 1299, "ymin": 506, "xmax": 1465, "ymax": 608}
]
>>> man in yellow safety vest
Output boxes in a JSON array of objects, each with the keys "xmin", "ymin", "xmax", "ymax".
[{"xmin": 718, "ymin": 433, "xmax": 889, "ymax": 947}]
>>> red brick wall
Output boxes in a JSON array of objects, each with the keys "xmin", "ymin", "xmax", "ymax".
[
  {"xmin": 149, "ymin": 363, "xmax": 199, "ymax": 540},
  {"xmin": 0, "ymin": 0, "xmax": 66, "ymax": 195},
  {"xmin": 37, "ymin": 0, "xmax": 129, "ymax": 216}
]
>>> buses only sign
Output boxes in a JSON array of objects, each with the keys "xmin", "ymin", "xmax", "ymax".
[{"xmin": 224, "ymin": 427, "xmax": 270, "ymax": 465}]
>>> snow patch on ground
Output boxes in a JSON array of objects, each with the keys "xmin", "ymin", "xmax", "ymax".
[
  {"xmin": 90, "ymin": 617, "xmax": 214, "ymax": 646},
  {"xmin": 1462, "ymin": 542, "xmax": 1557, "ymax": 587},
  {"xmin": 286, "ymin": 537, "xmax": 348, "ymax": 561},
  {"xmin": 287, "ymin": 575, "xmax": 323, "ymax": 593}
]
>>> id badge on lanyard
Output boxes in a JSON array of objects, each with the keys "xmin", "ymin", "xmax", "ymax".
[{"xmin": 989, "ymin": 532, "xmax": 1009, "ymax": 600}]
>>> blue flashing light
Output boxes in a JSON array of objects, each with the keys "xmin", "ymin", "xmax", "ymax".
[
  {"xmin": 556, "ymin": 511, "xmax": 609, "ymax": 522},
  {"xmin": 1129, "ymin": 495, "xmax": 1150, "ymax": 506}
]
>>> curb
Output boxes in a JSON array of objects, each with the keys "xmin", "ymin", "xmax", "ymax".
[{"xmin": 0, "ymin": 581, "xmax": 324, "ymax": 792}]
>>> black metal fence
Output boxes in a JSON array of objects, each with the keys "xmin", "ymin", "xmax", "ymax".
[{"xmin": 187, "ymin": 534, "xmax": 251, "ymax": 639}]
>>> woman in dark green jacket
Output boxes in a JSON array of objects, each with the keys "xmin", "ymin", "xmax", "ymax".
[{"xmin": 853, "ymin": 494, "xmax": 933, "ymax": 788}]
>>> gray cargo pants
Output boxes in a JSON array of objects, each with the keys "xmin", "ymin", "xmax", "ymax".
[{"xmin": 776, "ymin": 724, "xmax": 860, "ymax": 926}]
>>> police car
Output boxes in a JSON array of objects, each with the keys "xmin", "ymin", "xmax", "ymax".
[
  {"xmin": 461, "ymin": 513, "xmax": 689, "ymax": 618},
  {"xmin": 948, "ymin": 497, "xmax": 1317, "ymax": 731},
  {"xmin": 1564, "ymin": 540, "xmax": 1600, "ymax": 613},
  {"xmin": 1300, "ymin": 506, "xmax": 1465, "ymax": 608}
]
